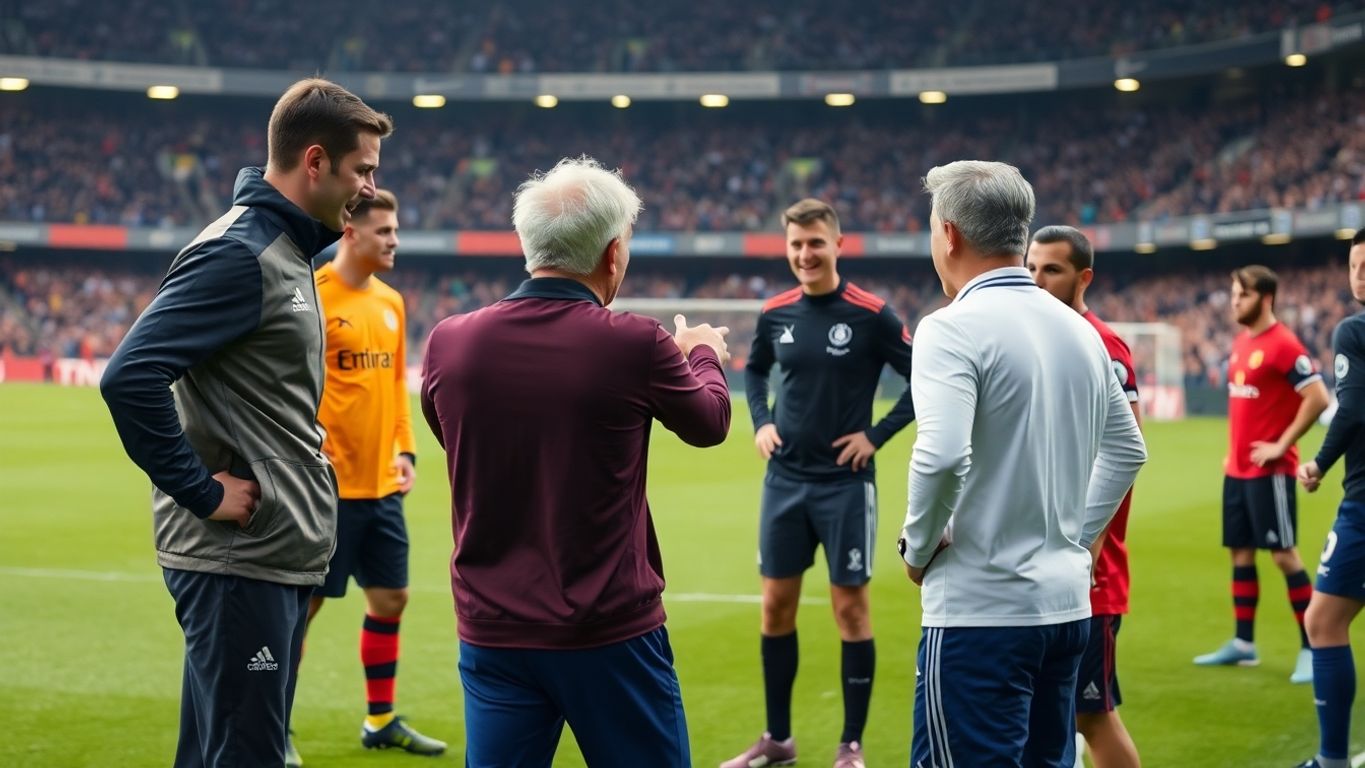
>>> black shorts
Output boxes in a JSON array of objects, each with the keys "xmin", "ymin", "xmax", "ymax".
[
  {"xmin": 1223, "ymin": 474, "xmax": 1297, "ymax": 550},
  {"xmin": 317, "ymin": 493, "xmax": 409, "ymax": 598},
  {"xmin": 759, "ymin": 471, "xmax": 876, "ymax": 586},
  {"xmin": 1075, "ymin": 614, "xmax": 1123, "ymax": 714}
]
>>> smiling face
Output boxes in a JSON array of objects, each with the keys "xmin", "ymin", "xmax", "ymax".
[
  {"xmin": 786, "ymin": 218, "xmax": 841, "ymax": 295},
  {"xmin": 346, "ymin": 208, "xmax": 399, "ymax": 274},
  {"xmin": 310, "ymin": 131, "xmax": 380, "ymax": 232}
]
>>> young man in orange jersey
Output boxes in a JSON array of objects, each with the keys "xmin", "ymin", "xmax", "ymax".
[
  {"xmin": 293, "ymin": 190, "xmax": 444, "ymax": 763},
  {"xmin": 726, "ymin": 199, "xmax": 915, "ymax": 768},
  {"xmin": 1194, "ymin": 265, "xmax": 1329, "ymax": 684},
  {"xmin": 1028, "ymin": 225, "xmax": 1141, "ymax": 768}
]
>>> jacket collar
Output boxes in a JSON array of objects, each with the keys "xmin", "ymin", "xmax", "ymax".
[
  {"xmin": 505, "ymin": 277, "xmax": 603, "ymax": 306},
  {"xmin": 953, "ymin": 266, "xmax": 1036, "ymax": 303},
  {"xmin": 231, "ymin": 167, "xmax": 340, "ymax": 258}
]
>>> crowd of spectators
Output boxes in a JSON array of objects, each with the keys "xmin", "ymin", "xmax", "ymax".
[
  {"xmin": 2, "ymin": 256, "xmax": 1352, "ymax": 395},
  {"xmin": 3, "ymin": 81, "xmax": 1362, "ymax": 232},
  {"xmin": 2, "ymin": 0, "xmax": 1351, "ymax": 72}
]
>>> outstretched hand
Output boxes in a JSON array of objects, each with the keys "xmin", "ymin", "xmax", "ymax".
[{"xmin": 673, "ymin": 314, "xmax": 731, "ymax": 365}]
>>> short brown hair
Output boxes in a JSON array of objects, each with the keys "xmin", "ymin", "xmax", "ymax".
[
  {"xmin": 783, "ymin": 198, "xmax": 840, "ymax": 235},
  {"xmin": 268, "ymin": 78, "xmax": 394, "ymax": 172},
  {"xmin": 350, "ymin": 188, "xmax": 398, "ymax": 221},
  {"xmin": 1232, "ymin": 265, "xmax": 1278, "ymax": 303},
  {"xmin": 1032, "ymin": 225, "xmax": 1094, "ymax": 271}
]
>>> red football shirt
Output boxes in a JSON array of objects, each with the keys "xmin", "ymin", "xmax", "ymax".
[
  {"xmin": 1085, "ymin": 311, "xmax": 1137, "ymax": 615},
  {"xmin": 1226, "ymin": 322, "xmax": 1320, "ymax": 479}
]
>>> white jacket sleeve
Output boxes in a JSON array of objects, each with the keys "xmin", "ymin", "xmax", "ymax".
[
  {"xmin": 1081, "ymin": 367, "xmax": 1148, "ymax": 547},
  {"xmin": 902, "ymin": 313, "xmax": 977, "ymax": 567}
]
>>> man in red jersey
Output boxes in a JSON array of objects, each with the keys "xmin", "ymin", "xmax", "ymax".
[
  {"xmin": 1193, "ymin": 264, "xmax": 1328, "ymax": 684},
  {"xmin": 1028, "ymin": 226, "xmax": 1141, "ymax": 768}
]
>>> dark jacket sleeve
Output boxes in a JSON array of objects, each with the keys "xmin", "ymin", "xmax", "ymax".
[
  {"xmin": 744, "ymin": 310, "xmax": 775, "ymax": 430},
  {"xmin": 99, "ymin": 240, "xmax": 262, "ymax": 518},
  {"xmin": 1317, "ymin": 322, "xmax": 1365, "ymax": 473},
  {"xmin": 648, "ymin": 325, "xmax": 732, "ymax": 447},
  {"xmin": 865, "ymin": 305, "xmax": 916, "ymax": 448}
]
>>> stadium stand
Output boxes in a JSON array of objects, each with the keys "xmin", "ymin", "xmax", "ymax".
[
  {"xmin": 1, "ymin": 0, "xmax": 1353, "ymax": 71},
  {"xmin": 1, "ymin": 80, "xmax": 1362, "ymax": 231}
]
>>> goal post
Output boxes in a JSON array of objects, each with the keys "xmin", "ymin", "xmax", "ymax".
[
  {"xmin": 1108, "ymin": 321, "xmax": 1186, "ymax": 421},
  {"xmin": 608, "ymin": 297, "xmax": 766, "ymax": 374}
]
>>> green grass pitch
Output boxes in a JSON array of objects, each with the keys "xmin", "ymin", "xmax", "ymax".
[{"xmin": 2, "ymin": 382, "xmax": 1363, "ymax": 766}]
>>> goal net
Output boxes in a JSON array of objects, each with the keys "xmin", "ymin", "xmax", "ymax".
[
  {"xmin": 1109, "ymin": 321, "xmax": 1186, "ymax": 421},
  {"xmin": 610, "ymin": 300, "xmax": 1186, "ymax": 421},
  {"xmin": 609, "ymin": 297, "xmax": 766, "ymax": 373}
]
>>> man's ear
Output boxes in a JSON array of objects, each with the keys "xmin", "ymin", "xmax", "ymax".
[
  {"xmin": 943, "ymin": 219, "xmax": 964, "ymax": 257},
  {"xmin": 602, "ymin": 237, "xmax": 621, "ymax": 276},
  {"xmin": 303, "ymin": 144, "xmax": 327, "ymax": 181},
  {"xmin": 1079, "ymin": 267, "xmax": 1095, "ymax": 291}
]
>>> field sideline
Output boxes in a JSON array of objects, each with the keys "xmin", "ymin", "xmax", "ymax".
[{"xmin": 2, "ymin": 382, "xmax": 1363, "ymax": 767}]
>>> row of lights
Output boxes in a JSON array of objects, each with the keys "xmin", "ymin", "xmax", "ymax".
[
  {"xmin": 1, "ymin": 79, "xmax": 185, "ymax": 98},
  {"xmin": 2, "ymin": 53, "xmax": 1311, "ymax": 101},
  {"xmin": 411, "ymin": 90, "xmax": 950, "ymax": 109},
  {"xmin": 1133, "ymin": 228, "xmax": 1356, "ymax": 254},
  {"xmin": 1114, "ymin": 52, "xmax": 1309, "ymax": 93}
]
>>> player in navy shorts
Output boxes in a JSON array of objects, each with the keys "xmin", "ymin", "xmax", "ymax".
[{"xmin": 1293, "ymin": 230, "xmax": 1365, "ymax": 768}]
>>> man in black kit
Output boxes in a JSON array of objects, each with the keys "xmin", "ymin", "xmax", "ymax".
[{"xmin": 723, "ymin": 199, "xmax": 915, "ymax": 768}]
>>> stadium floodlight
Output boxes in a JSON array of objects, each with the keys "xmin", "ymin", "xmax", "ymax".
[
  {"xmin": 1284, "ymin": 53, "xmax": 1308, "ymax": 67},
  {"xmin": 412, "ymin": 94, "xmax": 446, "ymax": 108},
  {"xmin": 699, "ymin": 94, "xmax": 729, "ymax": 108},
  {"xmin": 1261, "ymin": 233, "xmax": 1292, "ymax": 245},
  {"xmin": 0, "ymin": 77, "xmax": 29, "ymax": 92},
  {"xmin": 1134, "ymin": 242, "xmax": 1157, "ymax": 254},
  {"xmin": 1114, "ymin": 78, "xmax": 1140, "ymax": 93},
  {"xmin": 825, "ymin": 93, "xmax": 856, "ymax": 107},
  {"xmin": 534, "ymin": 94, "xmax": 558, "ymax": 108},
  {"xmin": 611, "ymin": 94, "xmax": 632, "ymax": 108},
  {"xmin": 1190, "ymin": 238, "xmax": 1217, "ymax": 250},
  {"xmin": 918, "ymin": 90, "xmax": 948, "ymax": 104},
  {"xmin": 146, "ymin": 85, "xmax": 180, "ymax": 100},
  {"xmin": 1338, "ymin": 228, "xmax": 1360, "ymax": 240}
]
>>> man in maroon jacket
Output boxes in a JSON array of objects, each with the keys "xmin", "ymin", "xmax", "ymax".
[{"xmin": 420, "ymin": 156, "xmax": 731, "ymax": 766}]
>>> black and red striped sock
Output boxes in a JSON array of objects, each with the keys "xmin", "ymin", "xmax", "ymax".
[
  {"xmin": 1286, "ymin": 570, "xmax": 1313, "ymax": 648},
  {"xmin": 1233, "ymin": 565, "xmax": 1258, "ymax": 643},
  {"xmin": 361, "ymin": 614, "xmax": 400, "ymax": 717}
]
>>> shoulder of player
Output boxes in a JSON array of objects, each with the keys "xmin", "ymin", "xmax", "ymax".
[
  {"xmin": 761, "ymin": 286, "xmax": 804, "ymax": 313},
  {"xmin": 165, "ymin": 237, "xmax": 261, "ymax": 293},
  {"xmin": 1084, "ymin": 312, "xmax": 1133, "ymax": 357},
  {"xmin": 838, "ymin": 282, "xmax": 888, "ymax": 315},
  {"xmin": 368, "ymin": 275, "xmax": 406, "ymax": 305},
  {"xmin": 313, "ymin": 260, "xmax": 335, "ymax": 285},
  {"xmin": 1343, "ymin": 313, "xmax": 1365, "ymax": 336},
  {"xmin": 1265, "ymin": 324, "xmax": 1313, "ymax": 365}
]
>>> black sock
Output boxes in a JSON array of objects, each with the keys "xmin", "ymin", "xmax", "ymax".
[
  {"xmin": 1286, "ymin": 569, "xmax": 1313, "ymax": 648},
  {"xmin": 840, "ymin": 638, "xmax": 875, "ymax": 743},
  {"xmin": 762, "ymin": 631, "xmax": 798, "ymax": 741},
  {"xmin": 1233, "ymin": 564, "xmax": 1258, "ymax": 643}
]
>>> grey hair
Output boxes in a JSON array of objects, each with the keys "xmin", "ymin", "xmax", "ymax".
[
  {"xmin": 922, "ymin": 161, "xmax": 1036, "ymax": 257},
  {"xmin": 512, "ymin": 156, "xmax": 643, "ymax": 275}
]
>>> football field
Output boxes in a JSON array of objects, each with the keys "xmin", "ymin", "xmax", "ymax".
[{"xmin": 2, "ymin": 382, "xmax": 1363, "ymax": 767}]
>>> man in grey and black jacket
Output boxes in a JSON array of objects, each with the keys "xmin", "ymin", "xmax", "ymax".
[{"xmin": 101, "ymin": 78, "xmax": 392, "ymax": 768}]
